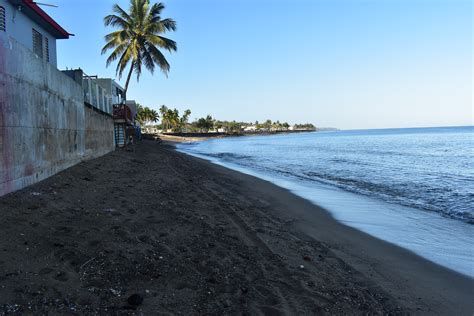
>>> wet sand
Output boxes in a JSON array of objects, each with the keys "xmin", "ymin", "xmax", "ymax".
[{"xmin": 0, "ymin": 141, "xmax": 472, "ymax": 314}]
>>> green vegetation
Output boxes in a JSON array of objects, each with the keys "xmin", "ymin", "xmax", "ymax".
[
  {"xmin": 160, "ymin": 105, "xmax": 190, "ymax": 132},
  {"xmin": 294, "ymin": 123, "xmax": 316, "ymax": 130},
  {"xmin": 138, "ymin": 105, "xmax": 191, "ymax": 132},
  {"xmin": 102, "ymin": 0, "xmax": 177, "ymax": 95},
  {"xmin": 140, "ymin": 111, "xmax": 316, "ymax": 134},
  {"xmin": 136, "ymin": 104, "xmax": 159, "ymax": 126},
  {"xmin": 195, "ymin": 115, "xmax": 214, "ymax": 132}
]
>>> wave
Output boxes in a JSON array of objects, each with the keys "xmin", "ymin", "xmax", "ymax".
[{"xmin": 188, "ymin": 149, "xmax": 473, "ymax": 223}]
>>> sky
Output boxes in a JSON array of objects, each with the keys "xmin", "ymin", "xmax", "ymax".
[{"xmin": 47, "ymin": 0, "xmax": 472, "ymax": 129}]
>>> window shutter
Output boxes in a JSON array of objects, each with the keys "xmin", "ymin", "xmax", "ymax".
[
  {"xmin": 0, "ymin": 6, "xmax": 5, "ymax": 32},
  {"xmin": 32, "ymin": 29, "xmax": 43, "ymax": 59},
  {"xmin": 44, "ymin": 37, "xmax": 49, "ymax": 62}
]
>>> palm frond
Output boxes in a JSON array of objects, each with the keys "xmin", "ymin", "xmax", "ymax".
[
  {"xmin": 104, "ymin": 42, "xmax": 128, "ymax": 66},
  {"xmin": 104, "ymin": 30, "xmax": 130, "ymax": 43},
  {"xmin": 104, "ymin": 14, "xmax": 130, "ymax": 29},
  {"xmin": 146, "ymin": 43, "xmax": 170, "ymax": 75},
  {"xmin": 145, "ymin": 34, "xmax": 177, "ymax": 52},
  {"xmin": 112, "ymin": 3, "xmax": 132, "ymax": 22},
  {"xmin": 132, "ymin": 0, "xmax": 148, "ymax": 28},
  {"xmin": 139, "ymin": 39, "xmax": 156, "ymax": 73},
  {"xmin": 115, "ymin": 45, "xmax": 134, "ymax": 78},
  {"xmin": 133, "ymin": 53, "xmax": 143, "ymax": 82},
  {"xmin": 155, "ymin": 18, "xmax": 176, "ymax": 32},
  {"xmin": 148, "ymin": 2, "xmax": 165, "ymax": 18}
]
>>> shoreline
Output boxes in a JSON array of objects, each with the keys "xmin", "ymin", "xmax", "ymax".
[
  {"xmin": 174, "ymin": 143, "xmax": 474, "ymax": 311},
  {"xmin": 147, "ymin": 129, "xmax": 319, "ymax": 144},
  {"xmin": 176, "ymin": 143, "xmax": 474, "ymax": 278},
  {"xmin": 0, "ymin": 141, "xmax": 472, "ymax": 314}
]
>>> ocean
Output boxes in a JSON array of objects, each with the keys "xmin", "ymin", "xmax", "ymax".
[{"xmin": 176, "ymin": 126, "xmax": 474, "ymax": 277}]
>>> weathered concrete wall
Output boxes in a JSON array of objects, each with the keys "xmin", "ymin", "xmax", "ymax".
[
  {"xmin": 0, "ymin": 34, "xmax": 114, "ymax": 196},
  {"xmin": 84, "ymin": 105, "xmax": 114, "ymax": 159}
]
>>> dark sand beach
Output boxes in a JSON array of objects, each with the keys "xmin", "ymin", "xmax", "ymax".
[{"xmin": 0, "ymin": 141, "xmax": 472, "ymax": 314}]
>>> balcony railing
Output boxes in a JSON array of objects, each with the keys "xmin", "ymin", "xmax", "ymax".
[
  {"xmin": 113, "ymin": 104, "xmax": 133, "ymax": 123},
  {"xmin": 82, "ymin": 73, "xmax": 112, "ymax": 114}
]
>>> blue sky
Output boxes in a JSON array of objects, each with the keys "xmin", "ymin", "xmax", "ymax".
[{"xmin": 49, "ymin": 0, "xmax": 471, "ymax": 129}]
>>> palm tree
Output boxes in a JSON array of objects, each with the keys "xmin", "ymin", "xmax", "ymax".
[
  {"xmin": 180, "ymin": 109, "xmax": 191, "ymax": 132},
  {"xmin": 102, "ymin": 0, "xmax": 177, "ymax": 96},
  {"xmin": 136, "ymin": 103, "xmax": 144, "ymax": 124},
  {"xmin": 159, "ymin": 105, "xmax": 169, "ymax": 130},
  {"xmin": 136, "ymin": 105, "xmax": 159, "ymax": 126},
  {"xmin": 166, "ymin": 108, "xmax": 179, "ymax": 131},
  {"xmin": 149, "ymin": 109, "xmax": 159, "ymax": 125}
]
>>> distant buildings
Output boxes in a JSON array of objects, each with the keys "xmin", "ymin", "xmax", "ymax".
[
  {"xmin": 243, "ymin": 125, "xmax": 257, "ymax": 132},
  {"xmin": 0, "ymin": 0, "xmax": 69, "ymax": 67}
]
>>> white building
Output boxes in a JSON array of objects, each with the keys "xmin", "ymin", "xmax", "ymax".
[
  {"xmin": 62, "ymin": 69, "xmax": 126, "ymax": 115},
  {"xmin": 84, "ymin": 76, "xmax": 125, "ymax": 114},
  {"xmin": 95, "ymin": 79, "xmax": 126, "ymax": 106},
  {"xmin": 0, "ymin": 0, "xmax": 69, "ymax": 67},
  {"xmin": 244, "ymin": 125, "xmax": 257, "ymax": 132}
]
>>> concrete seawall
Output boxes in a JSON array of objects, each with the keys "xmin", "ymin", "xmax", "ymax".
[
  {"xmin": 0, "ymin": 34, "xmax": 114, "ymax": 196},
  {"xmin": 84, "ymin": 105, "xmax": 115, "ymax": 158}
]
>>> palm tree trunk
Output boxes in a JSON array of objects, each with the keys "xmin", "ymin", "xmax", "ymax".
[{"xmin": 124, "ymin": 62, "xmax": 135, "ymax": 99}]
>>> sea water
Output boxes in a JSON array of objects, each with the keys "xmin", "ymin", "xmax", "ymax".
[{"xmin": 176, "ymin": 126, "xmax": 474, "ymax": 277}]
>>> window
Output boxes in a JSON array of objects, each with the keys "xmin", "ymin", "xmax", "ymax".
[
  {"xmin": 32, "ymin": 29, "xmax": 51, "ymax": 63},
  {"xmin": 44, "ymin": 37, "xmax": 49, "ymax": 62},
  {"xmin": 0, "ymin": 6, "xmax": 5, "ymax": 32},
  {"xmin": 32, "ymin": 29, "xmax": 43, "ymax": 59}
]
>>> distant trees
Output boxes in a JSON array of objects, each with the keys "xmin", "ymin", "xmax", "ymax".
[
  {"xmin": 156, "ymin": 105, "xmax": 191, "ymax": 132},
  {"xmin": 195, "ymin": 115, "xmax": 214, "ymax": 132},
  {"xmin": 136, "ymin": 104, "xmax": 159, "ymax": 126},
  {"xmin": 213, "ymin": 120, "xmax": 242, "ymax": 133},
  {"xmin": 294, "ymin": 123, "xmax": 316, "ymax": 130},
  {"xmin": 180, "ymin": 109, "xmax": 192, "ymax": 132},
  {"xmin": 136, "ymin": 106, "xmax": 316, "ymax": 134}
]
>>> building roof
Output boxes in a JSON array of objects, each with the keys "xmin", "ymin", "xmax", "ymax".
[{"xmin": 8, "ymin": 0, "xmax": 69, "ymax": 39}]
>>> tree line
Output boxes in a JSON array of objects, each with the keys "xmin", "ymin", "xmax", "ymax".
[{"xmin": 136, "ymin": 107, "xmax": 315, "ymax": 133}]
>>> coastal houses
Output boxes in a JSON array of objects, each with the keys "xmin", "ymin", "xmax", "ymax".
[
  {"xmin": 62, "ymin": 69, "xmax": 126, "ymax": 116},
  {"xmin": 87, "ymin": 77, "xmax": 126, "ymax": 114},
  {"xmin": 62, "ymin": 69, "xmax": 140, "ymax": 148},
  {"xmin": 243, "ymin": 125, "xmax": 257, "ymax": 132},
  {"xmin": 0, "ymin": 2, "xmax": 116, "ymax": 196}
]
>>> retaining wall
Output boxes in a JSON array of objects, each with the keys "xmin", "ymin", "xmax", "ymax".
[
  {"xmin": 84, "ymin": 105, "xmax": 114, "ymax": 158},
  {"xmin": 0, "ymin": 34, "xmax": 114, "ymax": 196}
]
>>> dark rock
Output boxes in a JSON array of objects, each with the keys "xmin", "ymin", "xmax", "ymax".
[
  {"xmin": 127, "ymin": 294, "xmax": 144, "ymax": 306},
  {"xmin": 303, "ymin": 255, "xmax": 312, "ymax": 262}
]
